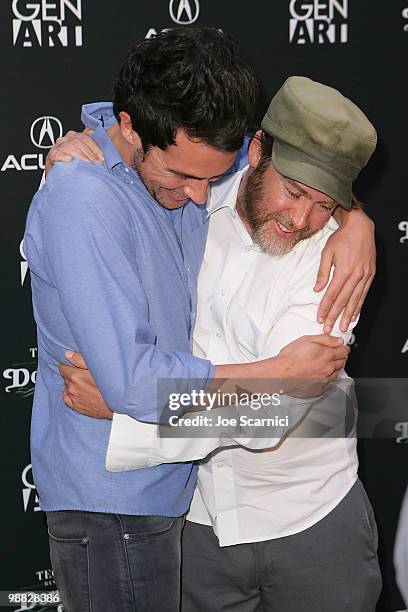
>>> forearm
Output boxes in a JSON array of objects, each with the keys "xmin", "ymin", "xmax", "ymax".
[
  {"xmin": 333, "ymin": 198, "xmax": 373, "ymax": 229},
  {"xmin": 106, "ymin": 394, "xmax": 308, "ymax": 471},
  {"xmin": 211, "ymin": 355, "xmax": 288, "ymax": 392}
]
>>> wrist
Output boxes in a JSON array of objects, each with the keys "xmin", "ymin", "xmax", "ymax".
[
  {"xmin": 272, "ymin": 354, "xmax": 290, "ymax": 378},
  {"xmin": 255, "ymin": 354, "xmax": 289, "ymax": 379},
  {"xmin": 347, "ymin": 206, "xmax": 375, "ymax": 234},
  {"xmin": 333, "ymin": 205, "xmax": 344, "ymax": 226},
  {"xmin": 333, "ymin": 205, "xmax": 355, "ymax": 228},
  {"xmin": 334, "ymin": 204, "xmax": 372, "ymax": 231},
  {"xmin": 350, "ymin": 194, "xmax": 364, "ymax": 210}
]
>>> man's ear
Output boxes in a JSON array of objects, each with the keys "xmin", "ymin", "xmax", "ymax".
[
  {"xmin": 248, "ymin": 129, "xmax": 263, "ymax": 168},
  {"xmin": 119, "ymin": 111, "xmax": 142, "ymax": 149}
]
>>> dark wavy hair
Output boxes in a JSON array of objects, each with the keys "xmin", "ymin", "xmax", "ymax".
[{"xmin": 113, "ymin": 28, "xmax": 259, "ymax": 154}]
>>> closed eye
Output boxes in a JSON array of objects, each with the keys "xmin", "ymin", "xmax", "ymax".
[
  {"xmin": 318, "ymin": 203, "xmax": 335, "ymax": 212},
  {"xmin": 284, "ymin": 185, "xmax": 301, "ymax": 200}
]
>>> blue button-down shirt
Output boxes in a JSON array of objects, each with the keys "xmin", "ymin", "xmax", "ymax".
[{"xmin": 25, "ymin": 122, "xmax": 218, "ymax": 515}]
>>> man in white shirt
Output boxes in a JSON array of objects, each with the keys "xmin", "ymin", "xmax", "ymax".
[{"xmin": 61, "ymin": 77, "xmax": 382, "ymax": 610}]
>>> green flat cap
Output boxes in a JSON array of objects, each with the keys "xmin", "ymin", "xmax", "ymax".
[{"xmin": 261, "ymin": 76, "xmax": 377, "ymax": 209}]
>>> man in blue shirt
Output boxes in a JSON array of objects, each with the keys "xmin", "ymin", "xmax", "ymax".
[{"xmin": 25, "ymin": 28, "xmax": 366, "ymax": 612}]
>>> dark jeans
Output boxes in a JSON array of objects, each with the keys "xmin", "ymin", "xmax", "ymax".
[
  {"xmin": 181, "ymin": 479, "xmax": 382, "ymax": 611},
  {"xmin": 46, "ymin": 511, "xmax": 184, "ymax": 612}
]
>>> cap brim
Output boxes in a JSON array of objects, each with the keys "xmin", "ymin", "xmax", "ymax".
[{"xmin": 272, "ymin": 141, "xmax": 352, "ymax": 210}]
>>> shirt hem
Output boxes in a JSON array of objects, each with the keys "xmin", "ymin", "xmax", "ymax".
[
  {"xmin": 187, "ymin": 474, "xmax": 358, "ymax": 547},
  {"xmin": 40, "ymin": 503, "xmax": 188, "ymax": 518},
  {"xmin": 186, "ymin": 515, "xmax": 212, "ymax": 526}
]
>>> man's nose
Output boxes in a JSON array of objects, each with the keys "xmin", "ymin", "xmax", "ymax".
[
  {"xmin": 184, "ymin": 179, "xmax": 209, "ymax": 205},
  {"xmin": 289, "ymin": 202, "xmax": 313, "ymax": 229}
]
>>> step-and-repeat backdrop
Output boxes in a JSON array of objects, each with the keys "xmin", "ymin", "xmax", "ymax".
[{"xmin": 0, "ymin": 2, "xmax": 407, "ymax": 611}]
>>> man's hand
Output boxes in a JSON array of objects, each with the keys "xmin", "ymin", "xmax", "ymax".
[
  {"xmin": 59, "ymin": 351, "xmax": 113, "ymax": 419},
  {"xmin": 214, "ymin": 335, "xmax": 349, "ymax": 401},
  {"xmin": 45, "ymin": 129, "xmax": 104, "ymax": 175},
  {"xmin": 315, "ymin": 207, "xmax": 376, "ymax": 333},
  {"xmin": 277, "ymin": 334, "xmax": 350, "ymax": 380}
]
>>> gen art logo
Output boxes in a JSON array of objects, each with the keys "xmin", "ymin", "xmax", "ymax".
[
  {"xmin": 12, "ymin": 0, "xmax": 83, "ymax": 47},
  {"xmin": 289, "ymin": 0, "xmax": 348, "ymax": 44}
]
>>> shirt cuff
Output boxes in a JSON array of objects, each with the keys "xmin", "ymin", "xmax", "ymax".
[{"xmin": 106, "ymin": 413, "xmax": 157, "ymax": 472}]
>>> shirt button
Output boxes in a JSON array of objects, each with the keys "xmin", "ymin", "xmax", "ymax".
[
  {"xmin": 245, "ymin": 246, "xmax": 252, "ymax": 252},
  {"xmin": 220, "ymin": 289, "xmax": 226, "ymax": 296},
  {"xmin": 124, "ymin": 167, "xmax": 129, "ymax": 173},
  {"xmin": 215, "ymin": 332, "xmax": 222, "ymax": 338},
  {"xmin": 216, "ymin": 462, "xmax": 224, "ymax": 468}
]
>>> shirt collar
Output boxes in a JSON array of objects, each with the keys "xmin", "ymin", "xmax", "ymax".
[
  {"xmin": 92, "ymin": 125, "xmax": 125, "ymax": 172},
  {"xmin": 81, "ymin": 102, "xmax": 118, "ymax": 130},
  {"xmin": 207, "ymin": 166, "xmax": 249, "ymax": 216}
]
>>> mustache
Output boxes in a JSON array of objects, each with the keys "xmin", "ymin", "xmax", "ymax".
[{"xmin": 261, "ymin": 212, "xmax": 310, "ymax": 235}]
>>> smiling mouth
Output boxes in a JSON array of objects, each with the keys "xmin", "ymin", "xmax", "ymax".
[
  {"xmin": 275, "ymin": 220, "xmax": 298, "ymax": 235},
  {"xmin": 168, "ymin": 190, "xmax": 188, "ymax": 202}
]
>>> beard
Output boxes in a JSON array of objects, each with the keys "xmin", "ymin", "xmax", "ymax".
[
  {"xmin": 241, "ymin": 163, "xmax": 318, "ymax": 256},
  {"xmin": 130, "ymin": 149, "xmax": 160, "ymax": 202}
]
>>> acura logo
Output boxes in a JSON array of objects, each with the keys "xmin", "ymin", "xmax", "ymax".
[
  {"xmin": 30, "ymin": 116, "xmax": 63, "ymax": 149},
  {"xmin": 169, "ymin": 0, "xmax": 200, "ymax": 25}
]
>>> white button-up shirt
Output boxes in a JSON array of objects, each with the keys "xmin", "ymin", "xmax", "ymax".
[{"xmin": 107, "ymin": 167, "xmax": 358, "ymax": 546}]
